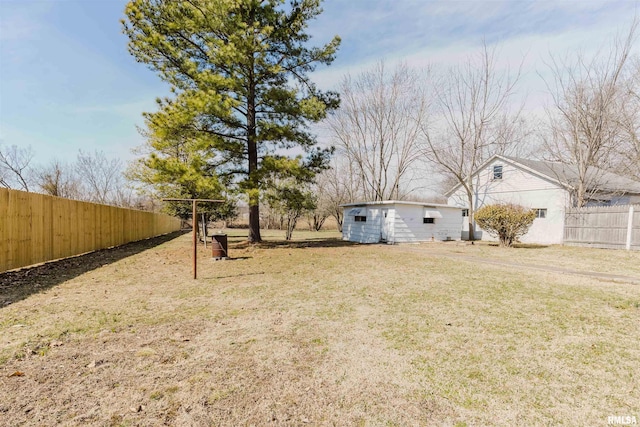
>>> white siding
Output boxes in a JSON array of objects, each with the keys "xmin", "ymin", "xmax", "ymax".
[
  {"xmin": 391, "ymin": 205, "xmax": 461, "ymax": 243},
  {"xmin": 342, "ymin": 207, "xmax": 382, "ymax": 243},
  {"xmin": 342, "ymin": 203, "xmax": 462, "ymax": 244},
  {"xmin": 386, "ymin": 208, "xmax": 395, "ymax": 240},
  {"xmin": 448, "ymin": 159, "xmax": 570, "ymax": 244}
]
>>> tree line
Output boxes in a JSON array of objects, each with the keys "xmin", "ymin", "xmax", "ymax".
[
  {"xmin": 2, "ymin": 1, "xmax": 638, "ymax": 243},
  {"xmin": 322, "ymin": 22, "xmax": 640, "ymax": 238},
  {"xmin": 0, "ymin": 147, "xmax": 153, "ymax": 209}
]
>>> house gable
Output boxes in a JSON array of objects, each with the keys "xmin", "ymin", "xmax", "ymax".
[
  {"xmin": 446, "ymin": 156, "xmax": 570, "ymax": 244},
  {"xmin": 446, "ymin": 154, "xmax": 640, "ymax": 201},
  {"xmin": 445, "ymin": 155, "xmax": 640, "ymax": 244},
  {"xmin": 447, "ymin": 156, "xmax": 567, "ymax": 209}
]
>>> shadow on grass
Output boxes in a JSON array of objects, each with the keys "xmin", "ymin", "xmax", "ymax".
[
  {"xmin": 230, "ymin": 237, "xmax": 360, "ymax": 250},
  {"xmin": 202, "ymin": 269, "xmax": 266, "ymax": 281},
  {"xmin": 487, "ymin": 243, "xmax": 550, "ymax": 249},
  {"xmin": 0, "ymin": 230, "xmax": 188, "ymax": 308}
]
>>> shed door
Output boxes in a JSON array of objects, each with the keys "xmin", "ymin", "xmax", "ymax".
[{"xmin": 380, "ymin": 209, "xmax": 389, "ymax": 242}]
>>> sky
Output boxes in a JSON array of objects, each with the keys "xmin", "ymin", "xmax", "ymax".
[{"xmin": 0, "ymin": 0, "xmax": 638, "ymax": 168}]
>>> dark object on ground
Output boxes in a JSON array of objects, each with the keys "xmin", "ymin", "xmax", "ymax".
[{"xmin": 212, "ymin": 234, "xmax": 229, "ymax": 259}]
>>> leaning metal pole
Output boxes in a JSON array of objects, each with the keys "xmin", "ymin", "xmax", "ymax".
[{"xmin": 192, "ymin": 200, "xmax": 197, "ymax": 279}]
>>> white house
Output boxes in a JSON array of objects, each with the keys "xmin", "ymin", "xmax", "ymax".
[
  {"xmin": 341, "ymin": 201, "xmax": 462, "ymax": 244},
  {"xmin": 446, "ymin": 155, "xmax": 640, "ymax": 244}
]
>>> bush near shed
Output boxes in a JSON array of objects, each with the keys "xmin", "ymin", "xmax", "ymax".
[{"xmin": 475, "ymin": 203, "xmax": 536, "ymax": 247}]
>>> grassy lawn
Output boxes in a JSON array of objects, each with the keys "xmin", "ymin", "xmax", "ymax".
[
  {"xmin": 1, "ymin": 230, "xmax": 639, "ymax": 426},
  {"xmin": 421, "ymin": 240, "xmax": 640, "ymax": 278}
]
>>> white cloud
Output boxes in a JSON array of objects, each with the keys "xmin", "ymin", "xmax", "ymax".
[{"xmin": 310, "ymin": 0, "xmax": 639, "ymax": 116}]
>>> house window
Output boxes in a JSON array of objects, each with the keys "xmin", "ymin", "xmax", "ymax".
[
  {"xmin": 354, "ymin": 215, "xmax": 367, "ymax": 222},
  {"xmin": 423, "ymin": 218, "xmax": 435, "ymax": 224},
  {"xmin": 492, "ymin": 165, "xmax": 503, "ymax": 180},
  {"xmin": 535, "ymin": 208, "xmax": 547, "ymax": 218},
  {"xmin": 462, "ymin": 209, "xmax": 469, "ymax": 217}
]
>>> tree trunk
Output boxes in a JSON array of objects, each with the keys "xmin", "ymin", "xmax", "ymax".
[
  {"xmin": 313, "ymin": 214, "xmax": 327, "ymax": 231},
  {"xmin": 249, "ymin": 204, "xmax": 261, "ymax": 241},
  {"xmin": 286, "ymin": 214, "xmax": 298, "ymax": 240},
  {"xmin": 468, "ymin": 216, "xmax": 476, "ymax": 241},
  {"xmin": 246, "ymin": 30, "xmax": 262, "ymax": 243},
  {"xmin": 467, "ymin": 190, "xmax": 476, "ymax": 241},
  {"xmin": 333, "ymin": 211, "xmax": 343, "ymax": 232}
]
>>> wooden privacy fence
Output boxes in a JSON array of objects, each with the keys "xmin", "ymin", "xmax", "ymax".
[
  {"xmin": 564, "ymin": 204, "xmax": 640, "ymax": 250},
  {"xmin": 0, "ymin": 188, "xmax": 181, "ymax": 272}
]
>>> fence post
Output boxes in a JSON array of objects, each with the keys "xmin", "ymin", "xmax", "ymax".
[{"xmin": 626, "ymin": 205, "xmax": 634, "ymax": 251}]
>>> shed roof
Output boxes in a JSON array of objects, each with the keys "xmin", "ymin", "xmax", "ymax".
[{"xmin": 340, "ymin": 200, "xmax": 460, "ymax": 209}]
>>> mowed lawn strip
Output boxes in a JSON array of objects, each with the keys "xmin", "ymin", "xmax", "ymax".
[{"xmin": 0, "ymin": 231, "xmax": 638, "ymax": 426}]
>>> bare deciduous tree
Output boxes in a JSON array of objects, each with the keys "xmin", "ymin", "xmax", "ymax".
[
  {"xmin": 76, "ymin": 150, "xmax": 126, "ymax": 205},
  {"xmin": 313, "ymin": 156, "xmax": 364, "ymax": 232},
  {"xmin": 35, "ymin": 159, "xmax": 81, "ymax": 199},
  {"xmin": 420, "ymin": 44, "xmax": 524, "ymax": 240},
  {"xmin": 305, "ymin": 182, "xmax": 330, "ymax": 231},
  {"xmin": 33, "ymin": 152, "xmax": 136, "ymax": 207},
  {"xmin": 327, "ymin": 62, "xmax": 428, "ymax": 201},
  {"xmin": 616, "ymin": 57, "xmax": 640, "ymax": 181},
  {"xmin": 0, "ymin": 144, "xmax": 34, "ymax": 191},
  {"xmin": 0, "ymin": 144, "xmax": 151, "ymax": 209},
  {"xmin": 542, "ymin": 20, "xmax": 638, "ymax": 206}
]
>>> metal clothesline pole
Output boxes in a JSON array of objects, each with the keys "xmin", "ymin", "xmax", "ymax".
[
  {"xmin": 162, "ymin": 198, "xmax": 224, "ymax": 279},
  {"xmin": 202, "ymin": 213, "xmax": 207, "ymax": 249}
]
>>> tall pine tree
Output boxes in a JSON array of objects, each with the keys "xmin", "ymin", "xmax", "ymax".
[{"xmin": 123, "ymin": 0, "xmax": 340, "ymax": 242}]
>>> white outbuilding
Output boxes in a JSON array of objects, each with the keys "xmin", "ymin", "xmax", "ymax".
[{"xmin": 341, "ymin": 201, "xmax": 463, "ymax": 244}]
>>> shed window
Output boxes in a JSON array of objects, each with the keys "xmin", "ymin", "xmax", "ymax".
[
  {"xmin": 462, "ymin": 209, "xmax": 469, "ymax": 217},
  {"xmin": 535, "ymin": 208, "xmax": 547, "ymax": 218},
  {"xmin": 493, "ymin": 165, "xmax": 503, "ymax": 180},
  {"xmin": 354, "ymin": 215, "xmax": 367, "ymax": 222},
  {"xmin": 423, "ymin": 218, "xmax": 435, "ymax": 224}
]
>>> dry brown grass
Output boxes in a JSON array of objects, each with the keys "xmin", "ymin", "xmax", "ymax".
[
  {"xmin": 1, "ymin": 231, "xmax": 639, "ymax": 426},
  {"xmin": 428, "ymin": 240, "xmax": 640, "ymax": 278}
]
